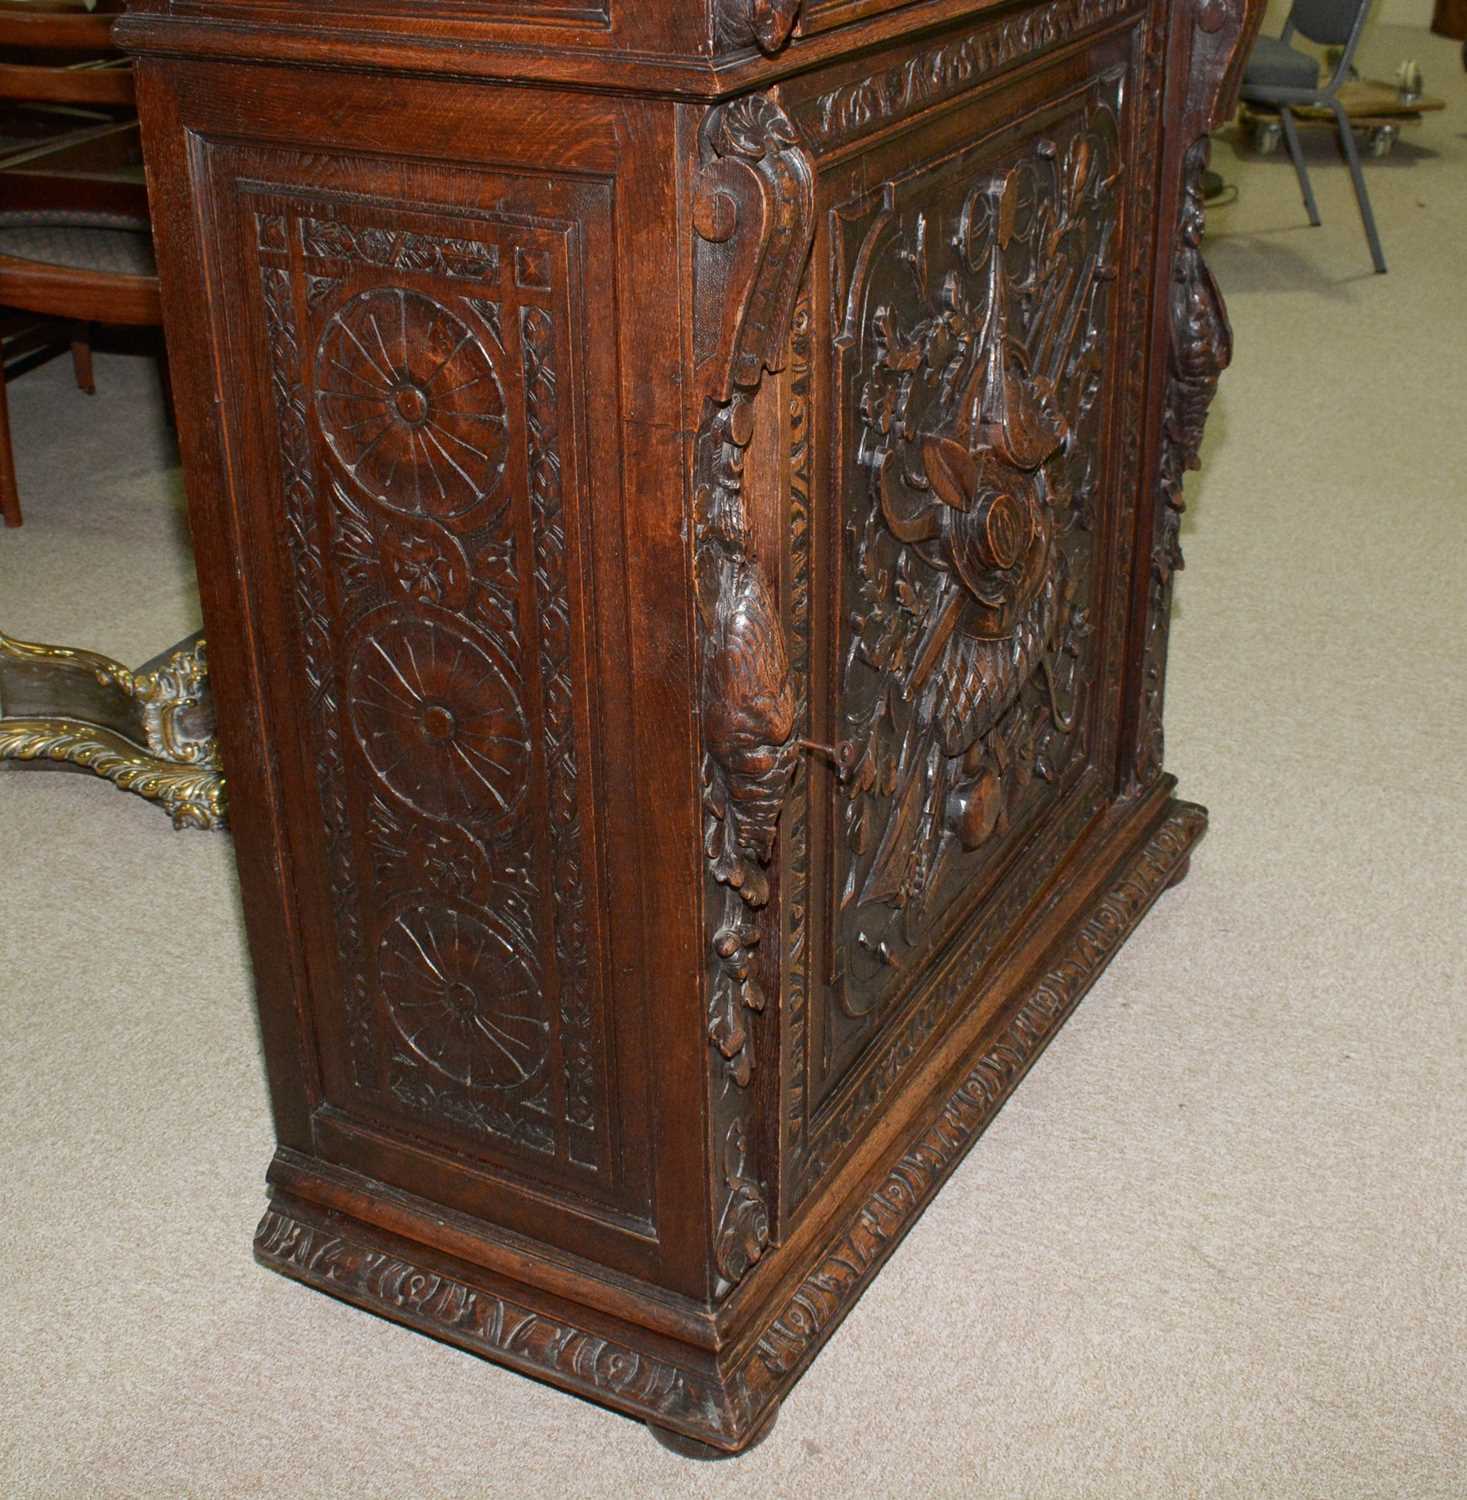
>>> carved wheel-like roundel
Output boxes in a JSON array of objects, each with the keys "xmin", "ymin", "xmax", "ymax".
[
  {"xmin": 347, "ymin": 612, "xmax": 529, "ymax": 826},
  {"xmin": 315, "ymin": 288, "xmax": 507, "ymax": 521},
  {"xmin": 379, "ymin": 903, "xmax": 548, "ymax": 1090}
]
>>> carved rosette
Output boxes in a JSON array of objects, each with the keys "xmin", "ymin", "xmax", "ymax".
[
  {"xmin": 693, "ymin": 91, "xmax": 815, "ymax": 1292},
  {"xmin": 1136, "ymin": 136, "xmax": 1233, "ymax": 786}
]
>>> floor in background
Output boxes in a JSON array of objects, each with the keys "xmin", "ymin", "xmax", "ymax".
[{"xmin": 1, "ymin": 24, "xmax": 1463, "ymax": 1500}]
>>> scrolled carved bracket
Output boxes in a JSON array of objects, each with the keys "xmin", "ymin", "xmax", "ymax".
[
  {"xmin": 693, "ymin": 90, "xmax": 814, "ymax": 1291},
  {"xmin": 714, "ymin": 0, "xmax": 804, "ymax": 57},
  {"xmin": 1135, "ymin": 0, "xmax": 1259, "ymax": 787},
  {"xmin": 1159, "ymin": 136, "xmax": 1233, "ymax": 583}
]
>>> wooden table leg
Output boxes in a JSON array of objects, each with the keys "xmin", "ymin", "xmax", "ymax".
[{"xmin": 0, "ymin": 367, "xmax": 22, "ymax": 528}]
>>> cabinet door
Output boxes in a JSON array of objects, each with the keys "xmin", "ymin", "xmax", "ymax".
[{"xmin": 776, "ymin": 12, "xmax": 1164, "ymax": 1216}]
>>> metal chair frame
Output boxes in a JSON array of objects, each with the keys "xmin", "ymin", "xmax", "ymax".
[{"xmin": 1243, "ymin": 0, "xmax": 1388, "ymax": 273}]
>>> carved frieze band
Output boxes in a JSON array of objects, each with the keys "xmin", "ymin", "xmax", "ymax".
[
  {"xmin": 693, "ymin": 92, "xmax": 816, "ymax": 1292},
  {"xmin": 751, "ymin": 799, "xmax": 1206, "ymax": 1386},
  {"xmin": 795, "ymin": 0, "xmax": 1140, "ymax": 149},
  {"xmin": 255, "ymin": 799, "xmax": 1204, "ymax": 1452},
  {"xmin": 253, "ymin": 1207, "xmax": 745, "ymax": 1445}
]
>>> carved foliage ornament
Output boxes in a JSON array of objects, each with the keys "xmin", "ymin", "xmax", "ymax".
[
  {"xmin": 1137, "ymin": 136, "xmax": 1233, "ymax": 785},
  {"xmin": 715, "ymin": 0, "xmax": 803, "ymax": 56},
  {"xmin": 692, "ymin": 92, "xmax": 815, "ymax": 1290}
]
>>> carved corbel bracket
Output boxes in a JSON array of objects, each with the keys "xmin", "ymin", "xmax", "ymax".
[
  {"xmin": 714, "ymin": 0, "xmax": 804, "ymax": 57},
  {"xmin": 1134, "ymin": 0, "xmax": 1262, "ymax": 786},
  {"xmin": 692, "ymin": 90, "xmax": 814, "ymax": 1291},
  {"xmin": 1158, "ymin": 135, "xmax": 1233, "ymax": 583}
]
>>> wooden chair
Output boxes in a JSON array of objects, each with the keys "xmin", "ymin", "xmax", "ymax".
[{"xmin": 0, "ymin": 0, "xmax": 159, "ymax": 527}]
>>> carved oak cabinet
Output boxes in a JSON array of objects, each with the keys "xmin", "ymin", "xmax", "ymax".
[{"xmin": 118, "ymin": 0, "xmax": 1261, "ymax": 1456}]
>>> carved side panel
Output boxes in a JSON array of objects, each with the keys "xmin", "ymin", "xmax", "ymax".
[
  {"xmin": 247, "ymin": 169, "xmax": 634, "ymax": 1213},
  {"xmin": 823, "ymin": 88, "xmax": 1118, "ymax": 1078},
  {"xmin": 833, "ymin": 105, "xmax": 1117, "ymax": 982}
]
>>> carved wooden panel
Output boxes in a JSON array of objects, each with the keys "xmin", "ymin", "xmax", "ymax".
[
  {"xmin": 240, "ymin": 159, "xmax": 641, "ymax": 1214},
  {"xmin": 780, "ymin": 41, "xmax": 1158, "ymax": 1213}
]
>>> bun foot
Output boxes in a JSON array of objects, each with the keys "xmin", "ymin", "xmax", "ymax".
[
  {"xmin": 1166, "ymin": 854, "xmax": 1192, "ymax": 889},
  {"xmin": 647, "ymin": 1401, "xmax": 779, "ymax": 1459}
]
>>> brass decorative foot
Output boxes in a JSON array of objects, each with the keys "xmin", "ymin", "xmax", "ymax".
[
  {"xmin": 647, "ymin": 1401, "xmax": 779, "ymax": 1460},
  {"xmin": 0, "ymin": 628, "xmax": 226, "ymax": 829}
]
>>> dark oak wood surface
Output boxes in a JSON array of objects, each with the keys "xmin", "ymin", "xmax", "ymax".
[{"xmin": 119, "ymin": 0, "xmax": 1262, "ymax": 1454}]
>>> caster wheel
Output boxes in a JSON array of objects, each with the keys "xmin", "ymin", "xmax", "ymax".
[{"xmin": 1366, "ymin": 124, "xmax": 1398, "ymax": 158}]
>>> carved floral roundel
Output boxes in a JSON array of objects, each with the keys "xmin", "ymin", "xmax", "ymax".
[
  {"xmin": 315, "ymin": 288, "xmax": 507, "ymax": 521},
  {"xmin": 379, "ymin": 902, "xmax": 548, "ymax": 1091},
  {"xmin": 347, "ymin": 611, "xmax": 530, "ymax": 826}
]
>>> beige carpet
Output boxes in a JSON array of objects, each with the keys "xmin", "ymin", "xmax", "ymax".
[{"xmin": 2, "ymin": 23, "xmax": 1464, "ymax": 1499}]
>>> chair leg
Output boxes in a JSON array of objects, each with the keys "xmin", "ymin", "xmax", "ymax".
[
  {"xmin": 0, "ymin": 365, "xmax": 22, "ymax": 527},
  {"xmin": 71, "ymin": 322, "xmax": 96, "ymax": 394},
  {"xmin": 1331, "ymin": 102, "xmax": 1387, "ymax": 274},
  {"xmin": 1278, "ymin": 107, "xmax": 1322, "ymax": 226},
  {"xmin": 156, "ymin": 336, "xmax": 176, "ymax": 430}
]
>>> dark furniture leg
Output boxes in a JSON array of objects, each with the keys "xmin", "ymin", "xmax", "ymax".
[
  {"xmin": 0, "ymin": 365, "xmax": 20, "ymax": 527},
  {"xmin": 70, "ymin": 322, "xmax": 96, "ymax": 394},
  {"xmin": 648, "ymin": 1402, "xmax": 780, "ymax": 1459}
]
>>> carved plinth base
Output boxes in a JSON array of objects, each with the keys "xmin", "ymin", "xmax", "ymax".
[
  {"xmin": 0, "ymin": 629, "xmax": 225, "ymax": 829},
  {"xmin": 254, "ymin": 791, "xmax": 1204, "ymax": 1455}
]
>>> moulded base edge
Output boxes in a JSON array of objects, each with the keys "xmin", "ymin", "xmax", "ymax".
[{"xmin": 253, "ymin": 793, "xmax": 1207, "ymax": 1454}]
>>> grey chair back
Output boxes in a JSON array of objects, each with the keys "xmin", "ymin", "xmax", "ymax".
[{"xmin": 1290, "ymin": 0, "xmax": 1370, "ymax": 47}]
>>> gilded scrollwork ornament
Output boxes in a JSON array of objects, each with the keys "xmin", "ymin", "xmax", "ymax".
[{"xmin": 0, "ymin": 630, "xmax": 225, "ymax": 829}]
